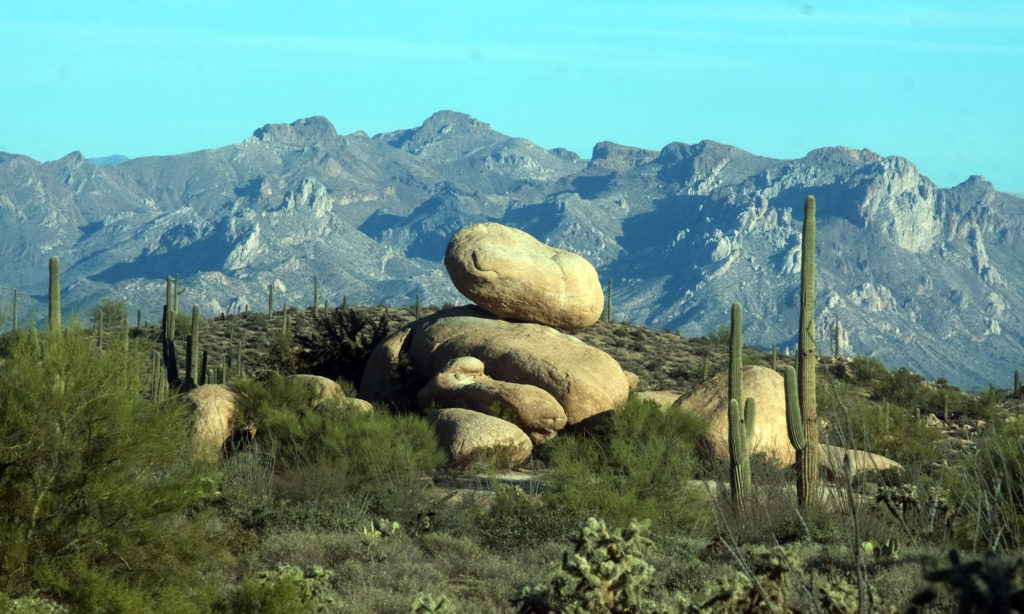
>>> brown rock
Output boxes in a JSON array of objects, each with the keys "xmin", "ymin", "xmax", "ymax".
[
  {"xmin": 636, "ymin": 390, "xmax": 684, "ymax": 408},
  {"xmin": 289, "ymin": 374, "xmax": 343, "ymax": 404},
  {"xmin": 444, "ymin": 223, "xmax": 603, "ymax": 329},
  {"xmin": 673, "ymin": 366, "xmax": 794, "ymax": 465},
  {"xmin": 820, "ymin": 444, "xmax": 902, "ymax": 481},
  {"xmin": 187, "ymin": 384, "xmax": 253, "ymax": 462},
  {"xmin": 289, "ymin": 374, "xmax": 372, "ymax": 413},
  {"xmin": 418, "ymin": 356, "xmax": 567, "ymax": 443},
  {"xmin": 362, "ymin": 306, "xmax": 629, "ymax": 425},
  {"xmin": 433, "ymin": 408, "xmax": 533, "ymax": 467},
  {"xmin": 623, "ymin": 370, "xmax": 641, "ymax": 390}
]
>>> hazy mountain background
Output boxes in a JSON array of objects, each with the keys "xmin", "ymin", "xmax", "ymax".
[{"xmin": 1, "ymin": 111, "xmax": 1021, "ymax": 390}]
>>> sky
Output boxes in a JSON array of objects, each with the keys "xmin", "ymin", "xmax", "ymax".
[{"xmin": 2, "ymin": 1, "xmax": 1022, "ymax": 192}]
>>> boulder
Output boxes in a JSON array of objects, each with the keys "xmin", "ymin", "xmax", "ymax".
[
  {"xmin": 820, "ymin": 444, "xmax": 902, "ymax": 480},
  {"xmin": 361, "ymin": 306, "xmax": 629, "ymax": 425},
  {"xmin": 187, "ymin": 384, "xmax": 253, "ymax": 461},
  {"xmin": 433, "ymin": 408, "xmax": 533, "ymax": 467},
  {"xmin": 636, "ymin": 390, "xmax": 684, "ymax": 408},
  {"xmin": 673, "ymin": 366, "xmax": 794, "ymax": 465},
  {"xmin": 417, "ymin": 356, "xmax": 567, "ymax": 443},
  {"xmin": 289, "ymin": 374, "xmax": 343, "ymax": 404},
  {"xmin": 289, "ymin": 374, "xmax": 372, "ymax": 413},
  {"xmin": 444, "ymin": 223, "xmax": 604, "ymax": 329},
  {"xmin": 623, "ymin": 371, "xmax": 641, "ymax": 390}
]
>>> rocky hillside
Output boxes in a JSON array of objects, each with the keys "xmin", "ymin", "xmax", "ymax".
[{"xmin": 1, "ymin": 111, "xmax": 1022, "ymax": 389}]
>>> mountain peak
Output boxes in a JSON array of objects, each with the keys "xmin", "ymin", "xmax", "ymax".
[
  {"xmin": 252, "ymin": 116, "xmax": 337, "ymax": 147},
  {"xmin": 374, "ymin": 110, "xmax": 505, "ymax": 155}
]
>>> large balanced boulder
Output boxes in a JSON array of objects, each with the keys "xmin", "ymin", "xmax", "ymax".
[
  {"xmin": 673, "ymin": 366, "xmax": 794, "ymax": 465},
  {"xmin": 187, "ymin": 384, "xmax": 253, "ymax": 462},
  {"xmin": 417, "ymin": 356, "xmax": 567, "ymax": 444},
  {"xmin": 444, "ymin": 223, "xmax": 604, "ymax": 330},
  {"xmin": 433, "ymin": 408, "xmax": 533, "ymax": 467},
  {"xmin": 361, "ymin": 306, "xmax": 629, "ymax": 425}
]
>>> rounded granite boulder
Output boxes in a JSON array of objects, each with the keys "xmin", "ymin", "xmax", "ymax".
[{"xmin": 443, "ymin": 223, "xmax": 604, "ymax": 330}]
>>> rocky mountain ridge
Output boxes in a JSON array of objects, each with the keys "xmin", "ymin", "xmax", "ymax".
[{"xmin": 1, "ymin": 111, "xmax": 1022, "ymax": 389}]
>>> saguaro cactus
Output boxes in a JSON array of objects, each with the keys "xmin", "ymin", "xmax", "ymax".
[
  {"xmin": 787, "ymin": 195, "xmax": 820, "ymax": 506},
  {"xmin": 185, "ymin": 305, "xmax": 200, "ymax": 390},
  {"xmin": 606, "ymin": 278, "xmax": 613, "ymax": 323},
  {"xmin": 727, "ymin": 302, "xmax": 755, "ymax": 509},
  {"xmin": 48, "ymin": 256, "xmax": 61, "ymax": 333},
  {"xmin": 313, "ymin": 275, "xmax": 320, "ymax": 317},
  {"xmin": 268, "ymin": 283, "xmax": 274, "ymax": 316}
]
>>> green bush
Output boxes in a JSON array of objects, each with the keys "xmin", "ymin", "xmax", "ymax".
[
  {"xmin": 539, "ymin": 396, "xmax": 709, "ymax": 531},
  {"xmin": 471, "ymin": 484, "xmax": 575, "ymax": 553},
  {"xmin": 229, "ymin": 375, "xmax": 446, "ymax": 518},
  {"xmin": 220, "ymin": 564, "xmax": 337, "ymax": 613},
  {"xmin": 943, "ymin": 419, "xmax": 1024, "ymax": 552},
  {"xmin": 89, "ymin": 298, "xmax": 129, "ymax": 332},
  {"xmin": 0, "ymin": 327, "xmax": 229, "ymax": 611},
  {"xmin": 293, "ymin": 306, "xmax": 391, "ymax": 384},
  {"xmin": 820, "ymin": 382, "xmax": 944, "ymax": 468}
]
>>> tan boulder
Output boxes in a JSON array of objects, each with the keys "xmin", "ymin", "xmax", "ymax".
[
  {"xmin": 288, "ymin": 374, "xmax": 372, "ymax": 413},
  {"xmin": 187, "ymin": 384, "xmax": 253, "ymax": 462},
  {"xmin": 623, "ymin": 371, "xmax": 641, "ymax": 390},
  {"xmin": 418, "ymin": 356, "xmax": 567, "ymax": 444},
  {"xmin": 289, "ymin": 374, "xmax": 343, "ymax": 404},
  {"xmin": 673, "ymin": 366, "xmax": 794, "ymax": 465},
  {"xmin": 820, "ymin": 444, "xmax": 902, "ymax": 481},
  {"xmin": 444, "ymin": 223, "xmax": 604, "ymax": 330},
  {"xmin": 636, "ymin": 390, "xmax": 684, "ymax": 408},
  {"xmin": 362, "ymin": 306, "xmax": 629, "ymax": 425},
  {"xmin": 433, "ymin": 408, "xmax": 533, "ymax": 467}
]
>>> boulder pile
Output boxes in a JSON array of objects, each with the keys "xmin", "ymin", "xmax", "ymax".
[{"xmin": 361, "ymin": 223, "xmax": 629, "ymax": 465}]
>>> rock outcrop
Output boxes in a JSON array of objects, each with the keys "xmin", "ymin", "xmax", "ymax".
[
  {"xmin": 444, "ymin": 223, "xmax": 604, "ymax": 330},
  {"xmin": 361, "ymin": 306, "xmax": 629, "ymax": 426},
  {"xmin": 417, "ymin": 356, "xmax": 566, "ymax": 444}
]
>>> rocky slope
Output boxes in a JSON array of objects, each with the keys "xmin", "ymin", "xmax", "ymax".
[{"xmin": 1, "ymin": 111, "xmax": 1022, "ymax": 389}]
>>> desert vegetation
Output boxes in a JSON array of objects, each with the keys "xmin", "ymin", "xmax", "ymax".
[
  {"xmin": 1, "ymin": 292, "xmax": 1023, "ymax": 613},
  {"xmin": 3, "ymin": 240, "xmax": 1024, "ymax": 612}
]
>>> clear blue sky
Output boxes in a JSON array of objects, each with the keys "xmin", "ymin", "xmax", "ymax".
[{"xmin": 2, "ymin": 1, "xmax": 1022, "ymax": 192}]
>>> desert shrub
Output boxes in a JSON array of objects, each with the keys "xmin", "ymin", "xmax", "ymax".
[
  {"xmin": 470, "ymin": 485, "xmax": 575, "ymax": 552},
  {"xmin": 943, "ymin": 419, "xmax": 1024, "ymax": 552},
  {"xmin": 0, "ymin": 327, "xmax": 229, "ymax": 611},
  {"xmin": 220, "ymin": 563, "xmax": 338, "ymax": 613},
  {"xmin": 850, "ymin": 355, "xmax": 890, "ymax": 389},
  {"xmin": 266, "ymin": 329, "xmax": 300, "ymax": 375},
  {"xmin": 293, "ymin": 305, "xmax": 391, "ymax": 384},
  {"xmin": 89, "ymin": 298, "xmax": 129, "ymax": 332},
  {"xmin": 229, "ymin": 375, "xmax": 445, "ymax": 518},
  {"xmin": 539, "ymin": 396, "xmax": 709, "ymax": 531},
  {"xmin": 704, "ymin": 323, "xmax": 731, "ymax": 346},
  {"xmin": 820, "ymin": 382, "xmax": 944, "ymax": 469}
]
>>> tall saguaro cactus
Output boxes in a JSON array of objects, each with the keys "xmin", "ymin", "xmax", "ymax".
[
  {"xmin": 787, "ymin": 195, "xmax": 820, "ymax": 506},
  {"xmin": 728, "ymin": 302, "xmax": 755, "ymax": 509},
  {"xmin": 186, "ymin": 305, "xmax": 200, "ymax": 390},
  {"xmin": 48, "ymin": 257, "xmax": 61, "ymax": 333}
]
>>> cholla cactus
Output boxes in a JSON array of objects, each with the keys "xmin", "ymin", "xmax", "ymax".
[{"xmin": 514, "ymin": 517, "xmax": 663, "ymax": 614}]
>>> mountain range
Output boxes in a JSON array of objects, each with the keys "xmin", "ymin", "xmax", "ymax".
[{"xmin": 1, "ymin": 110, "xmax": 1022, "ymax": 390}]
